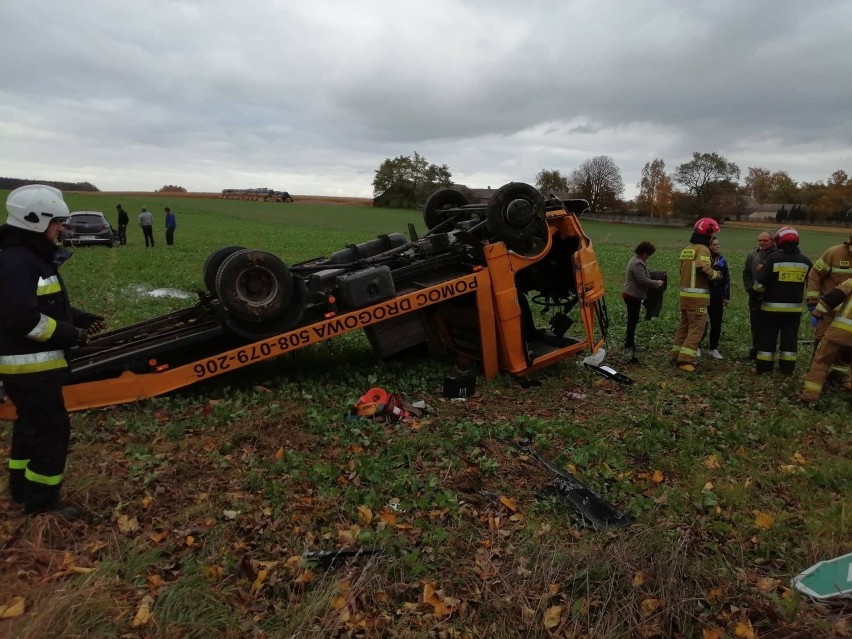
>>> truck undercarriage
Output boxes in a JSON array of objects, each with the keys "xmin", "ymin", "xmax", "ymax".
[{"xmin": 0, "ymin": 182, "xmax": 608, "ymax": 418}]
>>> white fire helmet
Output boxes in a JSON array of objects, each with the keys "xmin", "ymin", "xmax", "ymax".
[{"xmin": 5, "ymin": 185, "xmax": 70, "ymax": 233}]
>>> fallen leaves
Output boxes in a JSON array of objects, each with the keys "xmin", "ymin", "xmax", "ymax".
[
  {"xmin": 638, "ymin": 470, "xmax": 665, "ymax": 483},
  {"xmin": 640, "ymin": 597, "xmax": 662, "ymax": 617},
  {"xmin": 131, "ymin": 595, "xmax": 154, "ymax": 628},
  {"xmin": 422, "ymin": 582, "xmax": 458, "ymax": 618},
  {"xmin": 733, "ymin": 619, "xmax": 757, "ymax": 639},
  {"xmin": 0, "ymin": 596, "xmax": 25, "ymax": 619},
  {"xmin": 754, "ymin": 512, "xmax": 775, "ymax": 530},
  {"xmin": 498, "ymin": 495, "xmax": 518, "ymax": 512},
  {"xmin": 703, "ymin": 454, "xmax": 721, "ymax": 469},
  {"xmin": 357, "ymin": 505, "xmax": 373, "ymax": 525},
  {"xmin": 543, "ymin": 605, "xmax": 563, "ymax": 629},
  {"xmin": 115, "ymin": 514, "xmax": 140, "ymax": 534}
]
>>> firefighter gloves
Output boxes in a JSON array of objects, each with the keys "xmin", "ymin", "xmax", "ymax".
[{"xmin": 78, "ymin": 312, "xmax": 106, "ymax": 333}]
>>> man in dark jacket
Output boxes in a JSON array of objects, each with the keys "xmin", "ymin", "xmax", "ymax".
[
  {"xmin": 752, "ymin": 226, "xmax": 812, "ymax": 375},
  {"xmin": 0, "ymin": 185, "xmax": 104, "ymax": 518},
  {"xmin": 116, "ymin": 204, "xmax": 129, "ymax": 245},
  {"xmin": 164, "ymin": 206, "xmax": 176, "ymax": 246},
  {"xmin": 742, "ymin": 232, "xmax": 775, "ymax": 359}
]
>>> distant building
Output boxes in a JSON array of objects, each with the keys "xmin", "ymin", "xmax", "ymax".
[{"xmin": 747, "ymin": 202, "xmax": 799, "ymax": 221}]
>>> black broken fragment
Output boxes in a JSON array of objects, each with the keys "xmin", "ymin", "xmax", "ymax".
[
  {"xmin": 583, "ymin": 362, "xmax": 634, "ymax": 385},
  {"xmin": 522, "ymin": 443, "xmax": 633, "ymax": 532},
  {"xmin": 304, "ymin": 547, "xmax": 382, "ymax": 569}
]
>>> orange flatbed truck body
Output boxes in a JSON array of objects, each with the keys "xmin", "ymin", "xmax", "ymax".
[{"xmin": 0, "ymin": 201, "xmax": 606, "ymax": 419}]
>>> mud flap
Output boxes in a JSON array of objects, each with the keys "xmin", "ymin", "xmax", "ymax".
[
  {"xmin": 583, "ymin": 362, "xmax": 634, "ymax": 385},
  {"xmin": 523, "ymin": 444, "xmax": 633, "ymax": 531}
]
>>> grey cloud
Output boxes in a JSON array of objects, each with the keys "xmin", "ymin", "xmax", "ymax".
[{"xmin": 0, "ymin": 0, "xmax": 849, "ymax": 196}]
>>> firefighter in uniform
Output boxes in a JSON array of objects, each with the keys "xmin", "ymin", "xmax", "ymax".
[
  {"xmin": 805, "ymin": 234, "xmax": 852, "ymax": 381},
  {"xmin": 751, "ymin": 226, "xmax": 812, "ymax": 375},
  {"xmin": 671, "ymin": 217, "xmax": 722, "ymax": 372},
  {"xmin": 0, "ymin": 185, "xmax": 104, "ymax": 517},
  {"xmin": 800, "ymin": 278, "xmax": 852, "ymax": 402}
]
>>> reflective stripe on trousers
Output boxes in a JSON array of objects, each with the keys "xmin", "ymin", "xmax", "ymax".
[
  {"xmin": 760, "ymin": 302, "xmax": 804, "ymax": 312},
  {"xmin": 0, "ymin": 350, "xmax": 67, "ymax": 374}
]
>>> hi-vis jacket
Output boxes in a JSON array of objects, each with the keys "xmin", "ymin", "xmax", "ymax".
[
  {"xmin": 806, "ymin": 241, "xmax": 852, "ymax": 305},
  {"xmin": 0, "ymin": 243, "xmax": 84, "ymax": 380},
  {"xmin": 678, "ymin": 242, "xmax": 721, "ymax": 310},
  {"xmin": 814, "ymin": 277, "xmax": 852, "ymax": 343},
  {"xmin": 753, "ymin": 248, "xmax": 812, "ymax": 313}
]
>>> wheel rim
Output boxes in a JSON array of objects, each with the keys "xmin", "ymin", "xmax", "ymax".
[
  {"xmin": 235, "ymin": 266, "xmax": 279, "ymax": 309},
  {"xmin": 504, "ymin": 198, "xmax": 537, "ymax": 229}
]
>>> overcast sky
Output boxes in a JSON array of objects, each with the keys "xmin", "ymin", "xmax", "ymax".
[{"xmin": 1, "ymin": 0, "xmax": 850, "ymax": 199}]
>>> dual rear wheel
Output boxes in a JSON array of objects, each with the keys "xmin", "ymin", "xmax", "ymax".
[
  {"xmin": 422, "ymin": 182, "xmax": 548, "ymax": 256},
  {"xmin": 202, "ymin": 246, "xmax": 303, "ymax": 338}
]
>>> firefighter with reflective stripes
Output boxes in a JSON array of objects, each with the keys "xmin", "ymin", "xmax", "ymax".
[
  {"xmin": 671, "ymin": 217, "xmax": 722, "ymax": 372},
  {"xmin": 800, "ymin": 278, "xmax": 852, "ymax": 402},
  {"xmin": 0, "ymin": 185, "xmax": 104, "ymax": 518},
  {"xmin": 805, "ymin": 234, "xmax": 852, "ymax": 383},
  {"xmin": 751, "ymin": 226, "xmax": 812, "ymax": 375}
]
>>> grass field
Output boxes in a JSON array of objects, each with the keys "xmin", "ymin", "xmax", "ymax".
[{"xmin": 0, "ymin": 192, "xmax": 849, "ymax": 638}]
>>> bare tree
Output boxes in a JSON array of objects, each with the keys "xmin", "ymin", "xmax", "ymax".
[
  {"xmin": 569, "ymin": 156, "xmax": 624, "ymax": 215},
  {"xmin": 637, "ymin": 158, "xmax": 673, "ymax": 217}
]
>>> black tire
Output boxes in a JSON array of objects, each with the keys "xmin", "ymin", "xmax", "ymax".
[
  {"xmin": 423, "ymin": 188, "xmax": 471, "ymax": 230},
  {"xmin": 223, "ymin": 277, "xmax": 307, "ymax": 340},
  {"xmin": 203, "ymin": 246, "xmax": 246, "ymax": 293},
  {"xmin": 215, "ymin": 250, "xmax": 293, "ymax": 323},
  {"xmin": 486, "ymin": 182, "xmax": 548, "ymax": 256}
]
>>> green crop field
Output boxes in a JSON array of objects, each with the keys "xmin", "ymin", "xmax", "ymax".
[{"xmin": 0, "ymin": 191, "xmax": 849, "ymax": 638}]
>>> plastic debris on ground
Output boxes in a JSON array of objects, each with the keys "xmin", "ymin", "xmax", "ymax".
[
  {"xmin": 520, "ymin": 441, "xmax": 633, "ymax": 532},
  {"xmin": 791, "ymin": 551, "xmax": 852, "ymax": 604},
  {"xmin": 582, "ymin": 348, "xmax": 606, "ymax": 367},
  {"xmin": 583, "ymin": 362, "xmax": 634, "ymax": 385},
  {"xmin": 345, "ymin": 386, "xmax": 430, "ymax": 423},
  {"xmin": 304, "ymin": 548, "xmax": 382, "ymax": 569}
]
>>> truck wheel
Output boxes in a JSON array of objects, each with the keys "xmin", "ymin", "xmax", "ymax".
[
  {"xmin": 423, "ymin": 188, "xmax": 471, "ymax": 230},
  {"xmin": 215, "ymin": 250, "xmax": 293, "ymax": 323},
  {"xmin": 203, "ymin": 246, "xmax": 246, "ymax": 292},
  {"xmin": 224, "ymin": 277, "xmax": 307, "ymax": 340},
  {"xmin": 486, "ymin": 182, "xmax": 548, "ymax": 256}
]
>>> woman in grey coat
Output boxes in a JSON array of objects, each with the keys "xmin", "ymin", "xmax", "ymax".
[{"xmin": 622, "ymin": 241, "xmax": 664, "ymax": 356}]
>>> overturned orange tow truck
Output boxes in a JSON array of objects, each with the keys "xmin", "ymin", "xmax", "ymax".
[{"xmin": 0, "ymin": 182, "xmax": 607, "ymax": 418}]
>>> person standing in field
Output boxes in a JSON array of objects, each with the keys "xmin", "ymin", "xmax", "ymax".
[
  {"xmin": 671, "ymin": 217, "xmax": 722, "ymax": 372},
  {"xmin": 0, "ymin": 185, "xmax": 105, "ymax": 518},
  {"xmin": 799, "ymin": 277, "xmax": 852, "ymax": 403},
  {"xmin": 699, "ymin": 237, "xmax": 731, "ymax": 360},
  {"xmin": 621, "ymin": 241, "xmax": 664, "ymax": 362},
  {"xmin": 115, "ymin": 204, "xmax": 129, "ymax": 246},
  {"xmin": 751, "ymin": 226, "xmax": 812, "ymax": 376},
  {"xmin": 138, "ymin": 207, "xmax": 154, "ymax": 247},
  {"xmin": 742, "ymin": 231, "xmax": 776, "ymax": 359},
  {"xmin": 805, "ymin": 233, "xmax": 852, "ymax": 349},
  {"xmin": 164, "ymin": 207, "xmax": 176, "ymax": 246}
]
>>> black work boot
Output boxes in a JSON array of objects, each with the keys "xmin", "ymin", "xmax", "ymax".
[
  {"xmin": 9, "ymin": 470, "xmax": 25, "ymax": 504},
  {"xmin": 25, "ymin": 498, "xmax": 83, "ymax": 520}
]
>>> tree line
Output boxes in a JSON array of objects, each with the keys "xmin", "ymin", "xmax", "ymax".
[
  {"xmin": 0, "ymin": 177, "xmax": 99, "ymax": 192},
  {"xmin": 372, "ymin": 152, "xmax": 852, "ymax": 222}
]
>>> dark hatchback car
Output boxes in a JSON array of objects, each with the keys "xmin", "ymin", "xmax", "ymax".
[{"xmin": 62, "ymin": 211, "xmax": 117, "ymax": 247}]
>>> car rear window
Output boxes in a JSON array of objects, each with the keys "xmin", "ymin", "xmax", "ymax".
[{"xmin": 70, "ymin": 214, "xmax": 106, "ymax": 224}]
